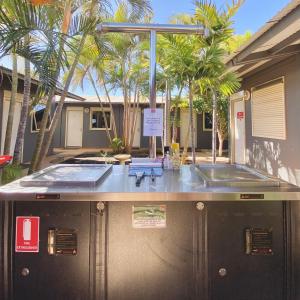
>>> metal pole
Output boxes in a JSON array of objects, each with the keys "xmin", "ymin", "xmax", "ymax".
[
  {"xmin": 149, "ymin": 30, "xmax": 156, "ymax": 158},
  {"xmin": 97, "ymin": 23, "xmax": 204, "ymax": 35},
  {"xmin": 164, "ymin": 80, "xmax": 170, "ymax": 147},
  {"xmin": 212, "ymin": 90, "xmax": 217, "ymax": 164}
]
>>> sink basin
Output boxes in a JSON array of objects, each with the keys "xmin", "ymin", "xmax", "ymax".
[
  {"xmin": 195, "ymin": 164, "xmax": 281, "ymax": 187},
  {"xmin": 20, "ymin": 164, "xmax": 112, "ymax": 187}
]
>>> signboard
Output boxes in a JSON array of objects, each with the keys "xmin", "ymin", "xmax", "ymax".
[
  {"xmin": 15, "ymin": 216, "xmax": 40, "ymax": 253},
  {"xmin": 245, "ymin": 228, "xmax": 273, "ymax": 255},
  {"xmin": 132, "ymin": 205, "xmax": 166, "ymax": 228},
  {"xmin": 237, "ymin": 111, "xmax": 244, "ymax": 120},
  {"xmin": 143, "ymin": 108, "xmax": 163, "ymax": 137}
]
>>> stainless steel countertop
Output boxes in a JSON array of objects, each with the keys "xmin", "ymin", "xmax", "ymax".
[{"xmin": 1, "ymin": 165, "xmax": 300, "ymax": 202}]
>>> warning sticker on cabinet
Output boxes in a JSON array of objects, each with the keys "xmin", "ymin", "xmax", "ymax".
[
  {"xmin": 132, "ymin": 205, "xmax": 166, "ymax": 228},
  {"xmin": 15, "ymin": 216, "xmax": 40, "ymax": 253}
]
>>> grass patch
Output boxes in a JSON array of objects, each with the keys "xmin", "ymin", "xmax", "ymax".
[{"xmin": 1, "ymin": 164, "xmax": 23, "ymax": 185}]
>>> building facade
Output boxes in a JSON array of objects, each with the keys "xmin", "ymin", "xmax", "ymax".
[
  {"xmin": 0, "ymin": 66, "xmax": 84, "ymax": 163},
  {"xmin": 226, "ymin": 0, "xmax": 300, "ymax": 185},
  {"xmin": 51, "ymin": 97, "xmax": 225, "ymax": 151}
]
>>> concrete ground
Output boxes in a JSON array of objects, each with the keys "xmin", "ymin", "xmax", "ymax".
[
  {"xmin": 43, "ymin": 148, "xmax": 229, "ymax": 168},
  {"xmin": 186, "ymin": 151, "xmax": 229, "ymax": 164},
  {"xmin": 42, "ymin": 148, "xmax": 111, "ymax": 168}
]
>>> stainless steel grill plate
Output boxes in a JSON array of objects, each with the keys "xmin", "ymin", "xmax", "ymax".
[
  {"xmin": 20, "ymin": 164, "xmax": 112, "ymax": 187},
  {"xmin": 195, "ymin": 164, "xmax": 281, "ymax": 187}
]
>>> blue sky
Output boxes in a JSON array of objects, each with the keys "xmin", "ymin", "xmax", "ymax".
[
  {"xmin": 0, "ymin": 0, "xmax": 292, "ymax": 96},
  {"xmin": 151, "ymin": 0, "xmax": 291, "ymax": 34},
  {"xmin": 75, "ymin": 0, "xmax": 291, "ymax": 96}
]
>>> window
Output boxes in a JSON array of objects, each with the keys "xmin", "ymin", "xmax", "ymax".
[
  {"xmin": 90, "ymin": 108, "xmax": 111, "ymax": 130},
  {"xmin": 31, "ymin": 104, "xmax": 51, "ymax": 132},
  {"xmin": 251, "ymin": 78, "xmax": 286, "ymax": 140},
  {"xmin": 203, "ymin": 112, "xmax": 212, "ymax": 131}
]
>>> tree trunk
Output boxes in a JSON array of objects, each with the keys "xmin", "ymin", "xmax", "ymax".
[
  {"xmin": 13, "ymin": 35, "xmax": 31, "ymax": 165},
  {"xmin": 123, "ymin": 88, "xmax": 129, "ymax": 150},
  {"xmin": 181, "ymin": 119, "xmax": 191, "ymax": 164},
  {"xmin": 28, "ymin": 42, "xmax": 63, "ymax": 174},
  {"xmin": 128, "ymin": 86, "xmax": 137, "ymax": 151},
  {"xmin": 3, "ymin": 52, "xmax": 18, "ymax": 155},
  {"xmin": 129, "ymin": 88, "xmax": 140, "ymax": 151},
  {"xmin": 212, "ymin": 90, "xmax": 217, "ymax": 164},
  {"xmin": 28, "ymin": 90, "xmax": 54, "ymax": 174},
  {"xmin": 35, "ymin": 34, "xmax": 88, "ymax": 171},
  {"xmin": 188, "ymin": 80, "xmax": 196, "ymax": 165},
  {"xmin": 172, "ymin": 105, "xmax": 178, "ymax": 143},
  {"xmin": 218, "ymin": 129, "xmax": 224, "ymax": 157},
  {"xmin": 121, "ymin": 61, "xmax": 130, "ymax": 151},
  {"xmin": 88, "ymin": 71, "xmax": 112, "ymax": 145},
  {"xmin": 171, "ymin": 86, "xmax": 183, "ymax": 143},
  {"xmin": 102, "ymin": 77, "xmax": 117, "ymax": 138}
]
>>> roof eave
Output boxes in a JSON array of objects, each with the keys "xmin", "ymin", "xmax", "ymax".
[
  {"xmin": 0, "ymin": 66, "xmax": 85, "ymax": 101},
  {"xmin": 225, "ymin": 0, "xmax": 300, "ymax": 68}
]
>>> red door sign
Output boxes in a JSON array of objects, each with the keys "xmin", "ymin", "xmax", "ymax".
[
  {"xmin": 237, "ymin": 111, "xmax": 244, "ymax": 120},
  {"xmin": 15, "ymin": 217, "xmax": 40, "ymax": 253}
]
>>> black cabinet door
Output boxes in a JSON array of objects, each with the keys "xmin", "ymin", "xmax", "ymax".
[
  {"xmin": 207, "ymin": 202, "xmax": 285, "ymax": 300},
  {"xmin": 13, "ymin": 202, "xmax": 91, "ymax": 300},
  {"xmin": 106, "ymin": 202, "xmax": 205, "ymax": 300}
]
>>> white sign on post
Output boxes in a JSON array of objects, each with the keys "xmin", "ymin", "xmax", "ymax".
[{"xmin": 143, "ymin": 108, "xmax": 163, "ymax": 137}]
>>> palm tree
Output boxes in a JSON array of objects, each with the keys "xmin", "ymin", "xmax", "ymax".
[
  {"xmin": 193, "ymin": 32, "xmax": 251, "ymax": 159},
  {"xmin": 85, "ymin": 2, "xmax": 152, "ymax": 153},
  {"xmin": 35, "ymin": 0, "xmax": 152, "ymax": 170},
  {"xmin": 156, "ymin": 34, "xmax": 185, "ymax": 147},
  {"xmin": 0, "ymin": 0, "xmax": 20, "ymax": 156},
  {"xmin": 0, "ymin": 0, "xmax": 151, "ymax": 171},
  {"xmin": 28, "ymin": 0, "xmax": 79, "ymax": 173},
  {"xmin": 160, "ymin": 33, "xmax": 218, "ymax": 164},
  {"xmin": 70, "ymin": 35, "xmax": 118, "ymax": 145},
  {"xmin": 3, "ymin": 52, "xmax": 18, "ymax": 155},
  {"xmin": 0, "ymin": 0, "xmax": 80, "ymax": 167},
  {"xmin": 31, "ymin": 0, "xmax": 102, "ymax": 172},
  {"xmin": 194, "ymin": 0, "xmax": 243, "ymax": 164}
]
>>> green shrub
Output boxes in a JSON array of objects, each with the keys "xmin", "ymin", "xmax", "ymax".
[{"xmin": 111, "ymin": 138, "xmax": 124, "ymax": 154}]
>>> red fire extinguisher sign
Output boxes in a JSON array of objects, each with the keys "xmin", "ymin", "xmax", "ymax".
[{"xmin": 15, "ymin": 216, "xmax": 40, "ymax": 253}]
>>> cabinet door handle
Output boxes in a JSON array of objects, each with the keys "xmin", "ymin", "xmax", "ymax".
[
  {"xmin": 218, "ymin": 268, "xmax": 227, "ymax": 277},
  {"xmin": 21, "ymin": 267, "xmax": 30, "ymax": 277}
]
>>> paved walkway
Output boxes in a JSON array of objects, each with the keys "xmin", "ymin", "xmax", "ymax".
[
  {"xmin": 186, "ymin": 151, "xmax": 229, "ymax": 164},
  {"xmin": 43, "ymin": 148, "xmax": 229, "ymax": 168},
  {"xmin": 42, "ymin": 148, "xmax": 111, "ymax": 168}
]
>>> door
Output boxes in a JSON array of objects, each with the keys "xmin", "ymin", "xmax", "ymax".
[
  {"xmin": 107, "ymin": 202, "xmax": 203, "ymax": 300},
  {"xmin": 233, "ymin": 99, "xmax": 245, "ymax": 164},
  {"xmin": 131, "ymin": 109, "xmax": 141, "ymax": 148},
  {"xmin": 180, "ymin": 110, "xmax": 197, "ymax": 148},
  {"xmin": 14, "ymin": 202, "xmax": 91, "ymax": 300},
  {"xmin": 1, "ymin": 93, "xmax": 22, "ymax": 156},
  {"xmin": 66, "ymin": 108, "xmax": 83, "ymax": 148},
  {"xmin": 207, "ymin": 202, "xmax": 284, "ymax": 300}
]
